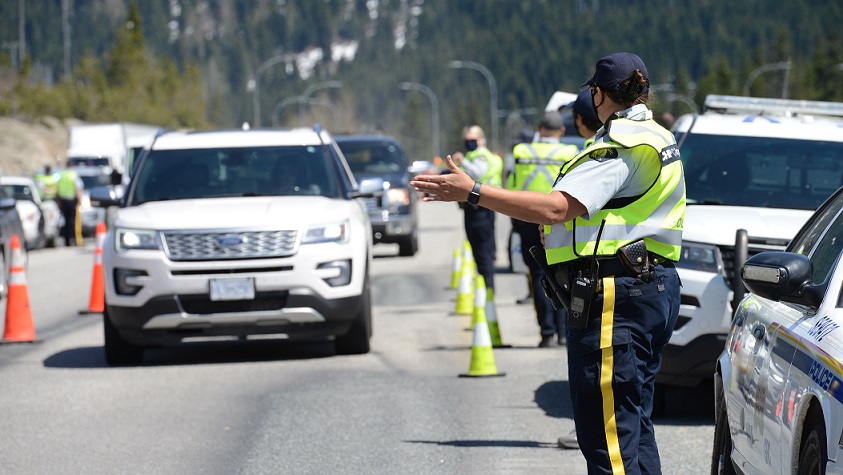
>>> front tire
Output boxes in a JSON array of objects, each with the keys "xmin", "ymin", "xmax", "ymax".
[
  {"xmin": 398, "ymin": 232, "xmax": 418, "ymax": 257},
  {"xmin": 711, "ymin": 376, "xmax": 737, "ymax": 475},
  {"xmin": 103, "ymin": 309, "xmax": 144, "ymax": 366},
  {"xmin": 335, "ymin": 276, "xmax": 372, "ymax": 355},
  {"xmin": 797, "ymin": 409, "xmax": 827, "ymax": 475}
]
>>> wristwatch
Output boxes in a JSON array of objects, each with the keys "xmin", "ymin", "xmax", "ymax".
[{"xmin": 467, "ymin": 181, "xmax": 482, "ymax": 205}]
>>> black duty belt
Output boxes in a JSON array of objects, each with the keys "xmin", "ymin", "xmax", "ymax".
[{"xmin": 562, "ymin": 252, "xmax": 671, "ymax": 279}]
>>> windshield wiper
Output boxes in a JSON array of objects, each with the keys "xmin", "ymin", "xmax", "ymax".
[{"xmin": 688, "ymin": 199, "xmax": 725, "ymax": 205}]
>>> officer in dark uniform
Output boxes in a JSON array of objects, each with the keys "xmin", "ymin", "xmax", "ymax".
[{"xmin": 411, "ymin": 52, "xmax": 685, "ymax": 474}]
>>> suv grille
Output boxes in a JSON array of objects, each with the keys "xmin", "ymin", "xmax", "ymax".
[{"xmin": 163, "ymin": 230, "xmax": 298, "ymax": 261}]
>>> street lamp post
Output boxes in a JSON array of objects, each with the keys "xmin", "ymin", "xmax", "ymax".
[
  {"xmin": 743, "ymin": 61, "xmax": 793, "ymax": 98},
  {"xmin": 250, "ymin": 54, "xmax": 288, "ymax": 128},
  {"xmin": 448, "ymin": 60, "xmax": 498, "ymax": 151},
  {"xmin": 399, "ymin": 82, "xmax": 440, "ymax": 160},
  {"xmin": 299, "ymin": 81, "xmax": 343, "ymax": 123}
]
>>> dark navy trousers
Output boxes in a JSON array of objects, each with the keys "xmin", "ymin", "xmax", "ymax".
[
  {"xmin": 463, "ymin": 204, "xmax": 496, "ymax": 291},
  {"xmin": 566, "ymin": 263, "xmax": 680, "ymax": 474}
]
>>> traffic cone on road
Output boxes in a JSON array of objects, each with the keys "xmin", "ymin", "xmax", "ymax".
[
  {"xmin": 471, "ymin": 275, "xmax": 487, "ymax": 326},
  {"xmin": 460, "ymin": 280, "xmax": 505, "ymax": 378},
  {"xmin": 81, "ymin": 222, "xmax": 106, "ymax": 314},
  {"xmin": 454, "ymin": 256, "xmax": 474, "ymax": 315},
  {"xmin": 2, "ymin": 235, "xmax": 35, "ymax": 343},
  {"xmin": 485, "ymin": 288, "xmax": 510, "ymax": 348},
  {"xmin": 450, "ymin": 248, "xmax": 462, "ymax": 289}
]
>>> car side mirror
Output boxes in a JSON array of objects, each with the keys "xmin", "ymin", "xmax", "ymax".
[
  {"xmin": 741, "ymin": 251, "xmax": 824, "ymax": 310},
  {"xmin": 349, "ymin": 178, "xmax": 385, "ymax": 199},
  {"xmin": 89, "ymin": 186, "xmax": 123, "ymax": 208},
  {"xmin": 408, "ymin": 160, "xmax": 438, "ymax": 175}
]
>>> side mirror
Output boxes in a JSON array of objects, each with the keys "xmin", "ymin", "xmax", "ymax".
[
  {"xmin": 741, "ymin": 251, "xmax": 824, "ymax": 310},
  {"xmin": 408, "ymin": 160, "xmax": 438, "ymax": 175},
  {"xmin": 110, "ymin": 169, "xmax": 123, "ymax": 186},
  {"xmin": 349, "ymin": 177, "xmax": 385, "ymax": 199},
  {"xmin": 89, "ymin": 186, "xmax": 123, "ymax": 208}
]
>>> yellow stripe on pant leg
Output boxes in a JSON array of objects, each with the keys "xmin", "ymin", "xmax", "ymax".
[{"xmin": 599, "ymin": 277, "xmax": 624, "ymax": 474}]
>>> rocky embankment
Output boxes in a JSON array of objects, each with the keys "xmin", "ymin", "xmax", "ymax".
[{"xmin": 0, "ymin": 116, "xmax": 76, "ymax": 177}]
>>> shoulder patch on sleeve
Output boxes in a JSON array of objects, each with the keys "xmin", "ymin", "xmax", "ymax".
[{"xmin": 589, "ymin": 148, "xmax": 619, "ymax": 161}]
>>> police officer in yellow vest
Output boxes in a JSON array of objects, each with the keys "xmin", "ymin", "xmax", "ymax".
[
  {"xmin": 451, "ymin": 125, "xmax": 503, "ymax": 292},
  {"xmin": 411, "ymin": 52, "xmax": 685, "ymax": 474},
  {"xmin": 57, "ymin": 165, "xmax": 83, "ymax": 246},
  {"xmin": 33, "ymin": 164, "xmax": 58, "ymax": 200},
  {"xmin": 507, "ymin": 111, "xmax": 578, "ymax": 348}
]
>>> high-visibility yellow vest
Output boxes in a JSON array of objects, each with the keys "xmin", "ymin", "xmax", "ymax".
[
  {"xmin": 544, "ymin": 117, "xmax": 685, "ymax": 264},
  {"xmin": 508, "ymin": 142, "xmax": 578, "ymax": 192},
  {"xmin": 34, "ymin": 173, "xmax": 58, "ymax": 199},
  {"xmin": 57, "ymin": 169, "xmax": 78, "ymax": 199},
  {"xmin": 463, "ymin": 148, "xmax": 503, "ymax": 187}
]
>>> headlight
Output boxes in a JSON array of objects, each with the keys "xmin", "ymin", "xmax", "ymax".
[
  {"xmin": 675, "ymin": 241, "xmax": 722, "ymax": 273},
  {"xmin": 386, "ymin": 188, "xmax": 410, "ymax": 206},
  {"xmin": 115, "ymin": 228, "xmax": 160, "ymax": 252},
  {"xmin": 303, "ymin": 221, "xmax": 348, "ymax": 244}
]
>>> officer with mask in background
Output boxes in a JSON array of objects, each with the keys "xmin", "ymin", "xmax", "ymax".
[
  {"xmin": 451, "ymin": 125, "xmax": 503, "ymax": 294},
  {"xmin": 508, "ymin": 111, "xmax": 578, "ymax": 348},
  {"xmin": 412, "ymin": 52, "xmax": 685, "ymax": 474}
]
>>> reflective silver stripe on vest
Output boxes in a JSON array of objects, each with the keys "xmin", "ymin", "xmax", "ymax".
[{"xmin": 515, "ymin": 144, "xmax": 569, "ymax": 191}]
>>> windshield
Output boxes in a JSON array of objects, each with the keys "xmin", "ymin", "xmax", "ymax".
[
  {"xmin": 79, "ymin": 173, "xmax": 111, "ymax": 189},
  {"xmin": 0, "ymin": 185, "xmax": 34, "ymax": 202},
  {"xmin": 68, "ymin": 157, "xmax": 110, "ymax": 167},
  {"xmin": 678, "ymin": 133, "xmax": 843, "ymax": 210},
  {"xmin": 339, "ymin": 141, "xmax": 407, "ymax": 175},
  {"xmin": 129, "ymin": 145, "xmax": 341, "ymax": 204}
]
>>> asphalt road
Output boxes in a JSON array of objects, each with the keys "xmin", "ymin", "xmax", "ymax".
[{"xmin": 0, "ymin": 202, "xmax": 714, "ymax": 474}]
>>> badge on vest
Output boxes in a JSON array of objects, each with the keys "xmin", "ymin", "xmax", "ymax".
[{"xmin": 589, "ymin": 148, "xmax": 619, "ymax": 161}]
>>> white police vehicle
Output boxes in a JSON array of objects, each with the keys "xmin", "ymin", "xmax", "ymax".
[
  {"xmin": 660, "ymin": 95, "xmax": 843, "ymax": 392},
  {"xmin": 90, "ymin": 126, "xmax": 377, "ymax": 365},
  {"xmin": 713, "ymin": 185, "xmax": 843, "ymax": 474}
]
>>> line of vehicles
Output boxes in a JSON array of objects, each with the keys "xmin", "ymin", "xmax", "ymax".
[{"xmin": 3, "ymin": 92, "xmax": 843, "ymax": 472}]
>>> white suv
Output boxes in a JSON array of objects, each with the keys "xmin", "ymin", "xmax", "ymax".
[
  {"xmin": 661, "ymin": 95, "xmax": 843, "ymax": 389},
  {"xmin": 90, "ymin": 126, "xmax": 375, "ymax": 365}
]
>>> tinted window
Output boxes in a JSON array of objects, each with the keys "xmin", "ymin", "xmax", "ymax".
[
  {"xmin": 130, "ymin": 145, "xmax": 341, "ymax": 204},
  {"xmin": 0, "ymin": 185, "xmax": 33, "ymax": 202},
  {"xmin": 789, "ymin": 191, "xmax": 843, "ymax": 284},
  {"xmin": 338, "ymin": 141, "xmax": 407, "ymax": 175},
  {"xmin": 680, "ymin": 134, "xmax": 843, "ymax": 209}
]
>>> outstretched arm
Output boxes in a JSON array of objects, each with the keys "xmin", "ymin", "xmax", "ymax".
[{"xmin": 410, "ymin": 156, "xmax": 586, "ymax": 225}]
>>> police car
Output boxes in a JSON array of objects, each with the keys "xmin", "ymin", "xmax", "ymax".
[
  {"xmin": 659, "ymin": 96, "xmax": 843, "ymax": 394},
  {"xmin": 713, "ymin": 185, "xmax": 843, "ymax": 474}
]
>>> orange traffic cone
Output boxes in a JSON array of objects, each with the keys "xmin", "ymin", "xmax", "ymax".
[
  {"xmin": 2, "ymin": 235, "xmax": 35, "ymax": 343},
  {"xmin": 81, "ymin": 222, "xmax": 106, "ymax": 314}
]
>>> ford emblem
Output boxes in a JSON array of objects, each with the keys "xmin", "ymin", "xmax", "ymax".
[{"xmin": 217, "ymin": 234, "xmax": 246, "ymax": 249}]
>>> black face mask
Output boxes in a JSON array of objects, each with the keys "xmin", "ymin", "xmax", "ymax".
[
  {"xmin": 591, "ymin": 90, "xmax": 604, "ymax": 127},
  {"xmin": 464, "ymin": 139, "xmax": 479, "ymax": 152}
]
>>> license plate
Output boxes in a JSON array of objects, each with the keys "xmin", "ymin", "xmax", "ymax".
[{"xmin": 210, "ymin": 278, "xmax": 255, "ymax": 301}]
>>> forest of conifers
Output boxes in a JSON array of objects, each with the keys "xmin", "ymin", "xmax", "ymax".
[{"xmin": 1, "ymin": 0, "xmax": 841, "ymax": 160}]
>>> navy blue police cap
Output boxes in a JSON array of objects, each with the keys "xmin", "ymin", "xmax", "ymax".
[{"xmin": 582, "ymin": 52, "xmax": 650, "ymax": 98}]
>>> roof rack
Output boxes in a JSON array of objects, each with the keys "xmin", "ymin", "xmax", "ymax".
[{"xmin": 704, "ymin": 95, "xmax": 843, "ymax": 119}]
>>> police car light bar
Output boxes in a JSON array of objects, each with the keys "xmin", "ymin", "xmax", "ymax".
[{"xmin": 704, "ymin": 95, "xmax": 843, "ymax": 119}]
